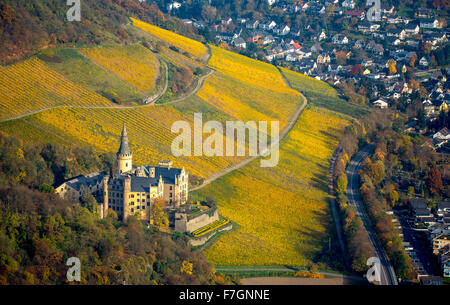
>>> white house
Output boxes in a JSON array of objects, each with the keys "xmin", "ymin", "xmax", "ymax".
[
  {"xmin": 273, "ymin": 25, "xmax": 290, "ymax": 36},
  {"xmin": 232, "ymin": 37, "xmax": 247, "ymax": 49},
  {"xmin": 405, "ymin": 23, "xmax": 420, "ymax": 35},
  {"xmin": 259, "ymin": 20, "xmax": 277, "ymax": 30},
  {"xmin": 420, "ymin": 18, "xmax": 440, "ymax": 29},
  {"xmin": 342, "ymin": 0, "xmax": 355, "ymax": 9},
  {"xmin": 373, "ymin": 98, "xmax": 389, "ymax": 109},
  {"xmin": 419, "ymin": 56, "xmax": 430, "ymax": 67},
  {"xmin": 332, "ymin": 34, "xmax": 349, "ymax": 45},
  {"xmin": 167, "ymin": 1, "xmax": 181, "ymax": 11},
  {"xmin": 433, "ymin": 128, "xmax": 450, "ymax": 141}
]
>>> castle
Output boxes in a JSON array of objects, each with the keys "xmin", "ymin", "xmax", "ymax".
[{"xmin": 55, "ymin": 124, "xmax": 189, "ymax": 222}]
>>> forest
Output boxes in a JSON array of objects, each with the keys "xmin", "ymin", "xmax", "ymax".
[{"xmin": 0, "ymin": 0, "xmax": 203, "ymax": 64}]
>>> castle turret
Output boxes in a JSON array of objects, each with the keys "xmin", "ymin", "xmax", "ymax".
[
  {"xmin": 102, "ymin": 175, "xmax": 109, "ymax": 218},
  {"xmin": 123, "ymin": 176, "xmax": 131, "ymax": 222},
  {"xmin": 117, "ymin": 124, "xmax": 132, "ymax": 175}
]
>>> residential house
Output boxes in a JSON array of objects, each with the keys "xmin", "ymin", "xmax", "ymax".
[
  {"xmin": 317, "ymin": 53, "xmax": 331, "ymax": 64},
  {"xmin": 433, "ymin": 235, "xmax": 450, "ymax": 255},
  {"xmin": 433, "ymin": 128, "xmax": 450, "ymax": 141},
  {"xmin": 263, "ymin": 34, "xmax": 275, "ymax": 45},
  {"xmin": 372, "ymin": 98, "xmax": 389, "ymax": 109},
  {"xmin": 418, "ymin": 8, "xmax": 431, "ymax": 18},
  {"xmin": 423, "ymin": 99, "xmax": 435, "ymax": 116},
  {"xmin": 246, "ymin": 19, "xmax": 260, "ymax": 29},
  {"xmin": 405, "ymin": 23, "xmax": 420, "ymax": 35},
  {"xmin": 420, "ymin": 276, "xmax": 443, "ymax": 285},
  {"xmin": 342, "ymin": 0, "xmax": 355, "ymax": 9},
  {"xmin": 232, "ymin": 37, "xmax": 247, "ymax": 49},
  {"xmin": 410, "ymin": 198, "xmax": 433, "ymax": 220},
  {"xmin": 166, "ymin": 1, "xmax": 181, "ymax": 11},
  {"xmin": 420, "ymin": 18, "xmax": 440, "ymax": 29},
  {"xmin": 215, "ymin": 32, "xmax": 234, "ymax": 43},
  {"xmin": 316, "ymin": 30, "xmax": 327, "ymax": 41},
  {"xmin": 387, "ymin": 28, "xmax": 407, "ymax": 40},
  {"xmin": 259, "ymin": 20, "xmax": 277, "ymax": 31},
  {"xmin": 345, "ymin": 10, "xmax": 366, "ymax": 20},
  {"xmin": 221, "ymin": 17, "xmax": 233, "ymax": 25},
  {"xmin": 247, "ymin": 31, "xmax": 263, "ymax": 43},
  {"xmin": 438, "ymin": 202, "xmax": 450, "ymax": 218},
  {"xmin": 419, "ymin": 56, "xmax": 430, "ymax": 67},
  {"xmin": 290, "ymin": 27, "xmax": 301, "ymax": 37},
  {"xmin": 273, "ymin": 25, "xmax": 290, "ymax": 36},
  {"xmin": 332, "ymin": 34, "xmax": 349, "ymax": 45},
  {"xmin": 381, "ymin": 4, "xmax": 396, "ymax": 15}
]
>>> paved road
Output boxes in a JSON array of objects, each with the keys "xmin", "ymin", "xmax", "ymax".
[
  {"xmin": 216, "ymin": 267, "xmax": 365, "ymax": 282},
  {"xmin": 345, "ymin": 145, "xmax": 398, "ymax": 285}
]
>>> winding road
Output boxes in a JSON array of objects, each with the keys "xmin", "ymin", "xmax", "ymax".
[
  {"xmin": 190, "ymin": 72, "xmax": 308, "ymax": 191},
  {"xmin": 345, "ymin": 145, "xmax": 398, "ymax": 285}
]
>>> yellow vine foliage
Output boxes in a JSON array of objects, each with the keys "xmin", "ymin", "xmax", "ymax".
[
  {"xmin": 196, "ymin": 107, "xmax": 350, "ymax": 266},
  {"xmin": 80, "ymin": 44, "xmax": 159, "ymax": 93},
  {"xmin": 0, "ymin": 58, "xmax": 112, "ymax": 119},
  {"xmin": 197, "ymin": 46, "xmax": 302, "ymax": 131},
  {"xmin": 131, "ymin": 17, "xmax": 207, "ymax": 59},
  {"xmin": 5, "ymin": 105, "xmax": 242, "ymax": 178}
]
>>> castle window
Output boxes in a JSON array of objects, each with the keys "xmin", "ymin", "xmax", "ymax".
[
  {"xmin": 147, "ymin": 195, "xmax": 150, "ymax": 199},
  {"xmin": 170, "ymin": 186, "xmax": 173, "ymax": 190},
  {"xmin": 131, "ymin": 202, "xmax": 134, "ymax": 206},
  {"xmin": 142, "ymin": 206, "xmax": 145, "ymax": 210},
  {"xmin": 137, "ymin": 199, "xmax": 140, "ymax": 202},
  {"xmin": 137, "ymin": 206, "xmax": 140, "ymax": 210},
  {"xmin": 131, "ymin": 194, "xmax": 134, "ymax": 198},
  {"xmin": 131, "ymin": 208, "xmax": 134, "ymax": 213},
  {"xmin": 147, "ymin": 202, "xmax": 150, "ymax": 206}
]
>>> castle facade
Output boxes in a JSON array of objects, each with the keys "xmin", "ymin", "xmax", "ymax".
[{"xmin": 56, "ymin": 124, "xmax": 189, "ymax": 222}]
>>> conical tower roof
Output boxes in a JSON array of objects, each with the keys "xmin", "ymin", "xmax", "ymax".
[{"xmin": 118, "ymin": 123, "xmax": 131, "ymax": 156}]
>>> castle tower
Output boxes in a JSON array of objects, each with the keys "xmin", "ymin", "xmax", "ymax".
[
  {"xmin": 123, "ymin": 176, "xmax": 131, "ymax": 222},
  {"xmin": 102, "ymin": 175, "xmax": 109, "ymax": 218},
  {"xmin": 117, "ymin": 124, "xmax": 132, "ymax": 175}
]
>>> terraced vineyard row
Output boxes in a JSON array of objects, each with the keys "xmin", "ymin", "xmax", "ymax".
[{"xmin": 0, "ymin": 58, "xmax": 113, "ymax": 119}]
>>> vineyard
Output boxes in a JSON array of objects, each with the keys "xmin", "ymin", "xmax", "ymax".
[
  {"xmin": 194, "ymin": 107, "xmax": 350, "ymax": 266},
  {"xmin": 196, "ymin": 46, "xmax": 302, "ymax": 131},
  {"xmin": 192, "ymin": 219, "xmax": 230, "ymax": 237},
  {"xmin": 39, "ymin": 48, "xmax": 143, "ymax": 103},
  {"xmin": 0, "ymin": 58, "xmax": 113, "ymax": 120},
  {"xmin": 80, "ymin": 44, "xmax": 160, "ymax": 94},
  {"xmin": 0, "ymin": 19, "xmax": 354, "ymax": 269},
  {"xmin": 131, "ymin": 17, "xmax": 207, "ymax": 59}
]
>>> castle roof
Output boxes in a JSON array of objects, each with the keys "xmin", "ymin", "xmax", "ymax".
[
  {"xmin": 118, "ymin": 124, "xmax": 131, "ymax": 156},
  {"xmin": 63, "ymin": 172, "xmax": 103, "ymax": 191},
  {"xmin": 144, "ymin": 166, "xmax": 183, "ymax": 184},
  {"xmin": 130, "ymin": 176, "xmax": 160, "ymax": 192}
]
